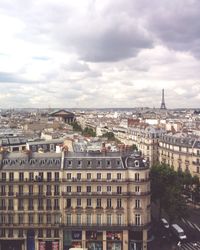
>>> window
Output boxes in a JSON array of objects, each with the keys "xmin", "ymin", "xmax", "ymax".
[
  {"xmin": 54, "ymin": 214, "xmax": 60, "ymax": 224},
  {"xmin": 55, "ymin": 172, "xmax": 59, "ymax": 181},
  {"xmin": 87, "ymin": 198, "xmax": 92, "ymax": 207},
  {"xmin": 9, "ymin": 172, "xmax": 14, "ymax": 181},
  {"xmin": 69, "ymin": 160, "xmax": 72, "ymax": 166},
  {"xmin": 117, "ymin": 173, "xmax": 121, "ymax": 180},
  {"xmin": 135, "ymin": 173, "xmax": 140, "ymax": 181},
  {"xmin": 38, "ymin": 172, "xmax": 43, "ymax": 181},
  {"xmin": 135, "ymin": 200, "xmax": 141, "ymax": 209},
  {"xmin": 8, "ymin": 229, "xmax": 13, "ymax": 238},
  {"xmin": 97, "ymin": 173, "xmax": 101, "ymax": 180},
  {"xmin": 54, "ymin": 185, "xmax": 59, "ymax": 195},
  {"xmin": 19, "ymin": 172, "xmax": 24, "ymax": 181},
  {"xmin": 117, "ymin": 186, "xmax": 122, "ymax": 194},
  {"xmin": 1, "ymin": 173, "xmax": 6, "ymax": 181},
  {"xmin": 47, "ymin": 214, "xmax": 51, "ymax": 224},
  {"xmin": 77, "ymin": 173, "xmax": 81, "ymax": 180},
  {"xmin": 8, "ymin": 199, "xmax": 14, "ymax": 210},
  {"xmin": 46, "ymin": 185, "xmax": 51, "ymax": 195},
  {"xmin": 54, "ymin": 229, "xmax": 59, "ymax": 238},
  {"xmin": 46, "ymin": 199, "xmax": 52, "ymax": 210},
  {"xmin": 97, "ymin": 186, "xmax": 101, "ymax": 193},
  {"xmin": 28, "ymin": 214, "xmax": 34, "ymax": 224},
  {"xmin": 18, "ymin": 199, "xmax": 24, "ymax": 210},
  {"xmin": 87, "ymin": 186, "xmax": 91, "ymax": 193},
  {"xmin": 18, "ymin": 229, "xmax": 23, "ymax": 238},
  {"xmin": 107, "ymin": 160, "xmax": 111, "ymax": 166},
  {"xmin": 107, "ymin": 199, "xmax": 112, "ymax": 208},
  {"xmin": 86, "ymin": 214, "xmax": 92, "ymax": 225},
  {"xmin": 8, "ymin": 214, "xmax": 13, "ymax": 224},
  {"xmin": 18, "ymin": 214, "xmax": 24, "ymax": 224},
  {"xmin": 88, "ymin": 161, "xmax": 91, "ymax": 166},
  {"xmin": 29, "ymin": 172, "xmax": 34, "ymax": 181},
  {"xmin": 67, "ymin": 173, "xmax": 71, "ymax": 180},
  {"xmin": 29, "ymin": 185, "xmax": 33, "ymax": 195},
  {"xmin": 97, "ymin": 214, "xmax": 102, "ymax": 225},
  {"xmin": 77, "ymin": 214, "xmax": 82, "ymax": 225},
  {"xmin": 77, "ymin": 198, "xmax": 81, "ymax": 207},
  {"xmin": 67, "ymin": 199, "xmax": 71, "ymax": 208},
  {"xmin": 67, "ymin": 186, "xmax": 71, "ymax": 193},
  {"xmin": 38, "ymin": 214, "xmax": 43, "ymax": 224},
  {"xmin": 97, "ymin": 199, "xmax": 101, "ymax": 208},
  {"xmin": 46, "ymin": 229, "xmax": 51, "ymax": 238},
  {"xmin": 197, "ymin": 167, "xmax": 200, "ymax": 173},
  {"xmin": 38, "ymin": 185, "xmax": 43, "ymax": 195},
  {"xmin": 66, "ymin": 214, "xmax": 71, "ymax": 225},
  {"xmin": 135, "ymin": 214, "xmax": 141, "ymax": 225},
  {"xmin": 107, "ymin": 186, "xmax": 112, "ymax": 193},
  {"xmin": 8, "ymin": 186, "xmax": 14, "ymax": 196},
  {"xmin": 117, "ymin": 214, "xmax": 122, "ymax": 225},
  {"xmin": 1, "ymin": 185, "xmax": 6, "ymax": 196},
  {"xmin": 117, "ymin": 199, "xmax": 122, "ymax": 208},
  {"xmin": 47, "ymin": 172, "xmax": 52, "ymax": 181},
  {"xmin": 19, "ymin": 185, "xmax": 24, "ymax": 195},
  {"xmin": 135, "ymin": 186, "xmax": 140, "ymax": 193},
  {"xmin": 54, "ymin": 199, "xmax": 59, "ymax": 210},
  {"xmin": 107, "ymin": 173, "xmax": 111, "ymax": 180},
  {"xmin": 0, "ymin": 228, "xmax": 5, "ymax": 237},
  {"xmin": 107, "ymin": 214, "xmax": 112, "ymax": 225},
  {"xmin": 0, "ymin": 214, "xmax": 5, "ymax": 224},
  {"xmin": 38, "ymin": 198, "xmax": 43, "ymax": 210},
  {"xmin": 28, "ymin": 199, "xmax": 34, "ymax": 210},
  {"xmin": 77, "ymin": 186, "xmax": 81, "ymax": 193},
  {"xmin": 38, "ymin": 229, "xmax": 43, "ymax": 237},
  {"xmin": 87, "ymin": 173, "xmax": 91, "ymax": 180}
]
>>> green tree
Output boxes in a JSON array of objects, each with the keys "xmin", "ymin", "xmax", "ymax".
[
  {"xmin": 71, "ymin": 121, "xmax": 82, "ymax": 132},
  {"xmin": 82, "ymin": 127, "xmax": 96, "ymax": 137},
  {"xmin": 101, "ymin": 132, "xmax": 115, "ymax": 140},
  {"xmin": 151, "ymin": 164, "xmax": 188, "ymax": 222}
]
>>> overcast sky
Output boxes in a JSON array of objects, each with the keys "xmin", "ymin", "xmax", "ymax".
[{"xmin": 0, "ymin": 0, "xmax": 200, "ymax": 108}]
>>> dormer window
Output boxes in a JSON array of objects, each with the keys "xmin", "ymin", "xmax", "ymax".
[
  {"xmin": 88, "ymin": 161, "xmax": 91, "ymax": 166},
  {"xmin": 135, "ymin": 160, "xmax": 139, "ymax": 167},
  {"xmin": 69, "ymin": 161, "xmax": 72, "ymax": 166}
]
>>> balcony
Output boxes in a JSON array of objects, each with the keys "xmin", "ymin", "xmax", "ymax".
[
  {"xmin": 192, "ymin": 161, "xmax": 200, "ymax": 166},
  {"xmin": 54, "ymin": 206, "xmax": 60, "ymax": 210},
  {"xmin": 0, "ymin": 206, "xmax": 6, "ymax": 210}
]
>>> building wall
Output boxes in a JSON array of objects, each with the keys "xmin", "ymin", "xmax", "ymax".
[{"xmin": 0, "ymin": 152, "xmax": 151, "ymax": 250}]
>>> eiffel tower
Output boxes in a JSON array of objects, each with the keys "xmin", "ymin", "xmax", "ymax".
[{"xmin": 160, "ymin": 89, "xmax": 167, "ymax": 109}]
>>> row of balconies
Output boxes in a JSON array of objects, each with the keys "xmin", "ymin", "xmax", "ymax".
[
  {"xmin": 0, "ymin": 178, "xmax": 150, "ymax": 183},
  {"xmin": 0, "ymin": 206, "xmax": 147, "ymax": 211},
  {"xmin": 0, "ymin": 191, "xmax": 150, "ymax": 197},
  {"xmin": 0, "ymin": 222, "xmax": 150, "ymax": 230}
]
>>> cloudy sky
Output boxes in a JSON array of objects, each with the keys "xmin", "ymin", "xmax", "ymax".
[{"xmin": 0, "ymin": 0, "xmax": 200, "ymax": 108}]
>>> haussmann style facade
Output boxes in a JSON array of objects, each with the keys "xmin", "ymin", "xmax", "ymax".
[{"xmin": 0, "ymin": 150, "xmax": 151, "ymax": 250}]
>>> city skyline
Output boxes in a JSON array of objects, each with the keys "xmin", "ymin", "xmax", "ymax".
[{"xmin": 0, "ymin": 0, "xmax": 200, "ymax": 108}]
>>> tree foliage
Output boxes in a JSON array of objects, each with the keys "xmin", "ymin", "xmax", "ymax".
[
  {"xmin": 82, "ymin": 127, "xmax": 96, "ymax": 137},
  {"xmin": 150, "ymin": 164, "xmax": 197, "ymax": 222},
  {"xmin": 101, "ymin": 132, "xmax": 115, "ymax": 140},
  {"xmin": 71, "ymin": 121, "xmax": 82, "ymax": 132}
]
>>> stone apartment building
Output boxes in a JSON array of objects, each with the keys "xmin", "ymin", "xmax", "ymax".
[
  {"xmin": 159, "ymin": 134, "xmax": 200, "ymax": 178},
  {"xmin": 0, "ymin": 150, "xmax": 151, "ymax": 250}
]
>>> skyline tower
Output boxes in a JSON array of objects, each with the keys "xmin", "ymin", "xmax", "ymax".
[{"xmin": 160, "ymin": 88, "xmax": 167, "ymax": 109}]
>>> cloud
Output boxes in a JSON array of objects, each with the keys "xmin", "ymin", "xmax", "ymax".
[{"xmin": 0, "ymin": 0, "xmax": 200, "ymax": 108}]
